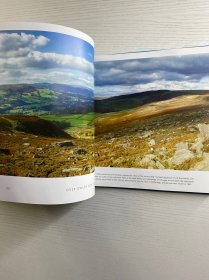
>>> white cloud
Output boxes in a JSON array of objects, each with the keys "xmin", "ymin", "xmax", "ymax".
[
  {"xmin": 0, "ymin": 32, "xmax": 94, "ymax": 89},
  {"xmin": 0, "ymin": 32, "xmax": 49, "ymax": 57},
  {"xmin": 0, "ymin": 51, "xmax": 93, "ymax": 73},
  {"xmin": 0, "ymin": 68, "xmax": 93, "ymax": 89}
]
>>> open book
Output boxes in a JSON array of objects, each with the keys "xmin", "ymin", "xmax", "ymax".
[{"xmin": 1, "ymin": 22, "xmax": 209, "ymax": 205}]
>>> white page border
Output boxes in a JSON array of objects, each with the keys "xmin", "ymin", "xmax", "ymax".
[
  {"xmin": 0, "ymin": 173, "xmax": 95, "ymax": 205},
  {"xmin": 0, "ymin": 22, "xmax": 94, "ymax": 47},
  {"xmin": 96, "ymin": 45, "xmax": 209, "ymax": 61}
]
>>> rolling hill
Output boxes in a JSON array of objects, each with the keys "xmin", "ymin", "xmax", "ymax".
[
  {"xmin": 95, "ymin": 92, "xmax": 209, "ymax": 134},
  {"xmin": 0, "ymin": 83, "xmax": 93, "ymax": 115},
  {"xmin": 95, "ymin": 90, "xmax": 209, "ymax": 113}
]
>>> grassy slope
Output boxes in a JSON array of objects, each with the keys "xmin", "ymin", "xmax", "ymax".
[{"xmin": 41, "ymin": 112, "xmax": 94, "ymax": 128}]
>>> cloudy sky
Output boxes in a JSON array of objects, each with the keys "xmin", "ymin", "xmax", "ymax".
[
  {"xmin": 0, "ymin": 30, "xmax": 94, "ymax": 89},
  {"xmin": 95, "ymin": 52, "xmax": 209, "ymax": 98}
]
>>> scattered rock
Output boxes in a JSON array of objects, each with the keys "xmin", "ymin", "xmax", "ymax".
[
  {"xmin": 198, "ymin": 123, "xmax": 209, "ymax": 141},
  {"xmin": 0, "ymin": 148, "xmax": 10, "ymax": 155},
  {"xmin": 188, "ymin": 126, "xmax": 197, "ymax": 132},
  {"xmin": 176, "ymin": 142, "xmax": 189, "ymax": 150},
  {"xmin": 62, "ymin": 168, "xmax": 71, "ymax": 173},
  {"xmin": 140, "ymin": 154, "xmax": 156, "ymax": 167},
  {"xmin": 170, "ymin": 142, "xmax": 194, "ymax": 165},
  {"xmin": 35, "ymin": 161, "xmax": 45, "ymax": 166},
  {"xmin": 192, "ymin": 153, "xmax": 209, "ymax": 170},
  {"xmin": 191, "ymin": 138, "xmax": 203, "ymax": 156},
  {"xmin": 62, "ymin": 167, "xmax": 82, "ymax": 173},
  {"xmin": 83, "ymin": 165, "xmax": 91, "ymax": 171},
  {"xmin": 138, "ymin": 131, "xmax": 153, "ymax": 139},
  {"xmin": 148, "ymin": 139, "xmax": 156, "ymax": 146},
  {"xmin": 155, "ymin": 161, "xmax": 165, "ymax": 169},
  {"xmin": 27, "ymin": 173, "xmax": 36, "ymax": 177},
  {"xmin": 54, "ymin": 141, "xmax": 74, "ymax": 147},
  {"xmin": 23, "ymin": 143, "xmax": 30, "ymax": 146},
  {"xmin": 73, "ymin": 148, "xmax": 87, "ymax": 155}
]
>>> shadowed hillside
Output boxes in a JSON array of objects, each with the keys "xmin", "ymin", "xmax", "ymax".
[
  {"xmin": 95, "ymin": 90, "xmax": 209, "ymax": 113},
  {"xmin": 95, "ymin": 89, "xmax": 209, "ymax": 171},
  {"xmin": 0, "ymin": 115, "xmax": 72, "ymax": 138}
]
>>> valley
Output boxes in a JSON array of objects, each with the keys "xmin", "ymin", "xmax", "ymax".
[{"xmin": 0, "ymin": 83, "xmax": 94, "ymax": 177}]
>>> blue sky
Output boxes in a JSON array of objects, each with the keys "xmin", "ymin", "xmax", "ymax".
[
  {"xmin": 95, "ymin": 53, "xmax": 209, "ymax": 98},
  {"xmin": 16, "ymin": 31, "xmax": 94, "ymax": 63},
  {"xmin": 0, "ymin": 30, "xmax": 94, "ymax": 89}
]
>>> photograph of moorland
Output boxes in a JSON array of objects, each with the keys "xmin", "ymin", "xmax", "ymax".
[
  {"xmin": 95, "ymin": 52, "xmax": 209, "ymax": 171},
  {"xmin": 0, "ymin": 30, "xmax": 94, "ymax": 177}
]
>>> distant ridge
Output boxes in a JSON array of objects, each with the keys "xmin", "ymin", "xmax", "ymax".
[
  {"xmin": 95, "ymin": 89, "xmax": 209, "ymax": 113},
  {"xmin": 0, "ymin": 83, "xmax": 93, "ymax": 115}
]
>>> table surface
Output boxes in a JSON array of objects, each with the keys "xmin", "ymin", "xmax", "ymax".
[{"xmin": 1, "ymin": 1, "xmax": 209, "ymax": 279}]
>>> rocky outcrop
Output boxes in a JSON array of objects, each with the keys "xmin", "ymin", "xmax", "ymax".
[
  {"xmin": 170, "ymin": 142, "xmax": 194, "ymax": 166},
  {"xmin": 197, "ymin": 124, "xmax": 209, "ymax": 141},
  {"xmin": 192, "ymin": 153, "xmax": 209, "ymax": 171},
  {"xmin": 138, "ymin": 154, "xmax": 165, "ymax": 169}
]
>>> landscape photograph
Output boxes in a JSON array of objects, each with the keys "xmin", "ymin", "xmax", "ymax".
[
  {"xmin": 0, "ymin": 30, "xmax": 94, "ymax": 177},
  {"xmin": 95, "ymin": 52, "xmax": 209, "ymax": 171}
]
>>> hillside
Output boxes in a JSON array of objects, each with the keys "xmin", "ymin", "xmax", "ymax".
[
  {"xmin": 0, "ymin": 115, "xmax": 94, "ymax": 177},
  {"xmin": 95, "ymin": 89, "xmax": 209, "ymax": 113},
  {"xmin": 0, "ymin": 115, "xmax": 71, "ymax": 138},
  {"xmin": 95, "ymin": 93, "xmax": 209, "ymax": 134},
  {"xmin": 95, "ymin": 92, "xmax": 209, "ymax": 171},
  {"xmin": 0, "ymin": 83, "xmax": 93, "ymax": 115}
]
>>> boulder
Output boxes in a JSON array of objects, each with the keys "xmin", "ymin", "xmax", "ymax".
[
  {"xmin": 23, "ymin": 143, "xmax": 30, "ymax": 146},
  {"xmin": 191, "ymin": 138, "xmax": 203, "ymax": 156},
  {"xmin": 140, "ymin": 154, "xmax": 156, "ymax": 167},
  {"xmin": 148, "ymin": 139, "xmax": 156, "ymax": 146},
  {"xmin": 73, "ymin": 148, "xmax": 87, "ymax": 155},
  {"xmin": 171, "ymin": 142, "xmax": 194, "ymax": 165},
  {"xmin": 0, "ymin": 148, "xmax": 11, "ymax": 155},
  {"xmin": 54, "ymin": 141, "xmax": 74, "ymax": 147},
  {"xmin": 175, "ymin": 142, "xmax": 188, "ymax": 150},
  {"xmin": 155, "ymin": 161, "xmax": 165, "ymax": 169},
  {"xmin": 198, "ymin": 123, "xmax": 209, "ymax": 141},
  {"xmin": 192, "ymin": 153, "xmax": 209, "ymax": 171}
]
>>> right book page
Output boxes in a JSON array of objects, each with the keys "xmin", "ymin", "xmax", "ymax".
[{"xmin": 95, "ymin": 46, "xmax": 209, "ymax": 193}]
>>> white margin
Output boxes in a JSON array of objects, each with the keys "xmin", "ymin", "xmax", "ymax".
[
  {"xmin": 0, "ymin": 22, "xmax": 94, "ymax": 47},
  {"xmin": 0, "ymin": 172, "xmax": 95, "ymax": 205},
  {"xmin": 95, "ymin": 167, "xmax": 209, "ymax": 193},
  {"xmin": 96, "ymin": 45, "xmax": 209, "ymax": 61}
]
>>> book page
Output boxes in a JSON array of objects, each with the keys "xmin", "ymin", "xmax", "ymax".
[
  {"xmin": 0, "ymin": 22, "xmax": 95, "ymax": 204},
  {"xmin": 95, "ymin": 46, "xmax": 209, "ymax": 193}
]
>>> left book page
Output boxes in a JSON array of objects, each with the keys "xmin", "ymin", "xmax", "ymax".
[{"xmin": 0, "ymin": 22, "xmax": 95, "ymax": 204}]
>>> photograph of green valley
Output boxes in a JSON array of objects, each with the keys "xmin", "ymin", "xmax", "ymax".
[
  {"xmin": 95, "ymin": 51, "xmax": 209, "ymax": 171},
  {"xmin": 0, "ymin": 30, "xmax": 94, "ymax": 177}
]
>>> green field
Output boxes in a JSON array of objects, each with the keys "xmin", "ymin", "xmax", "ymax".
[{"xmin": 41, "ymin": 113, "xmax": 94, "ymax": 128}]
